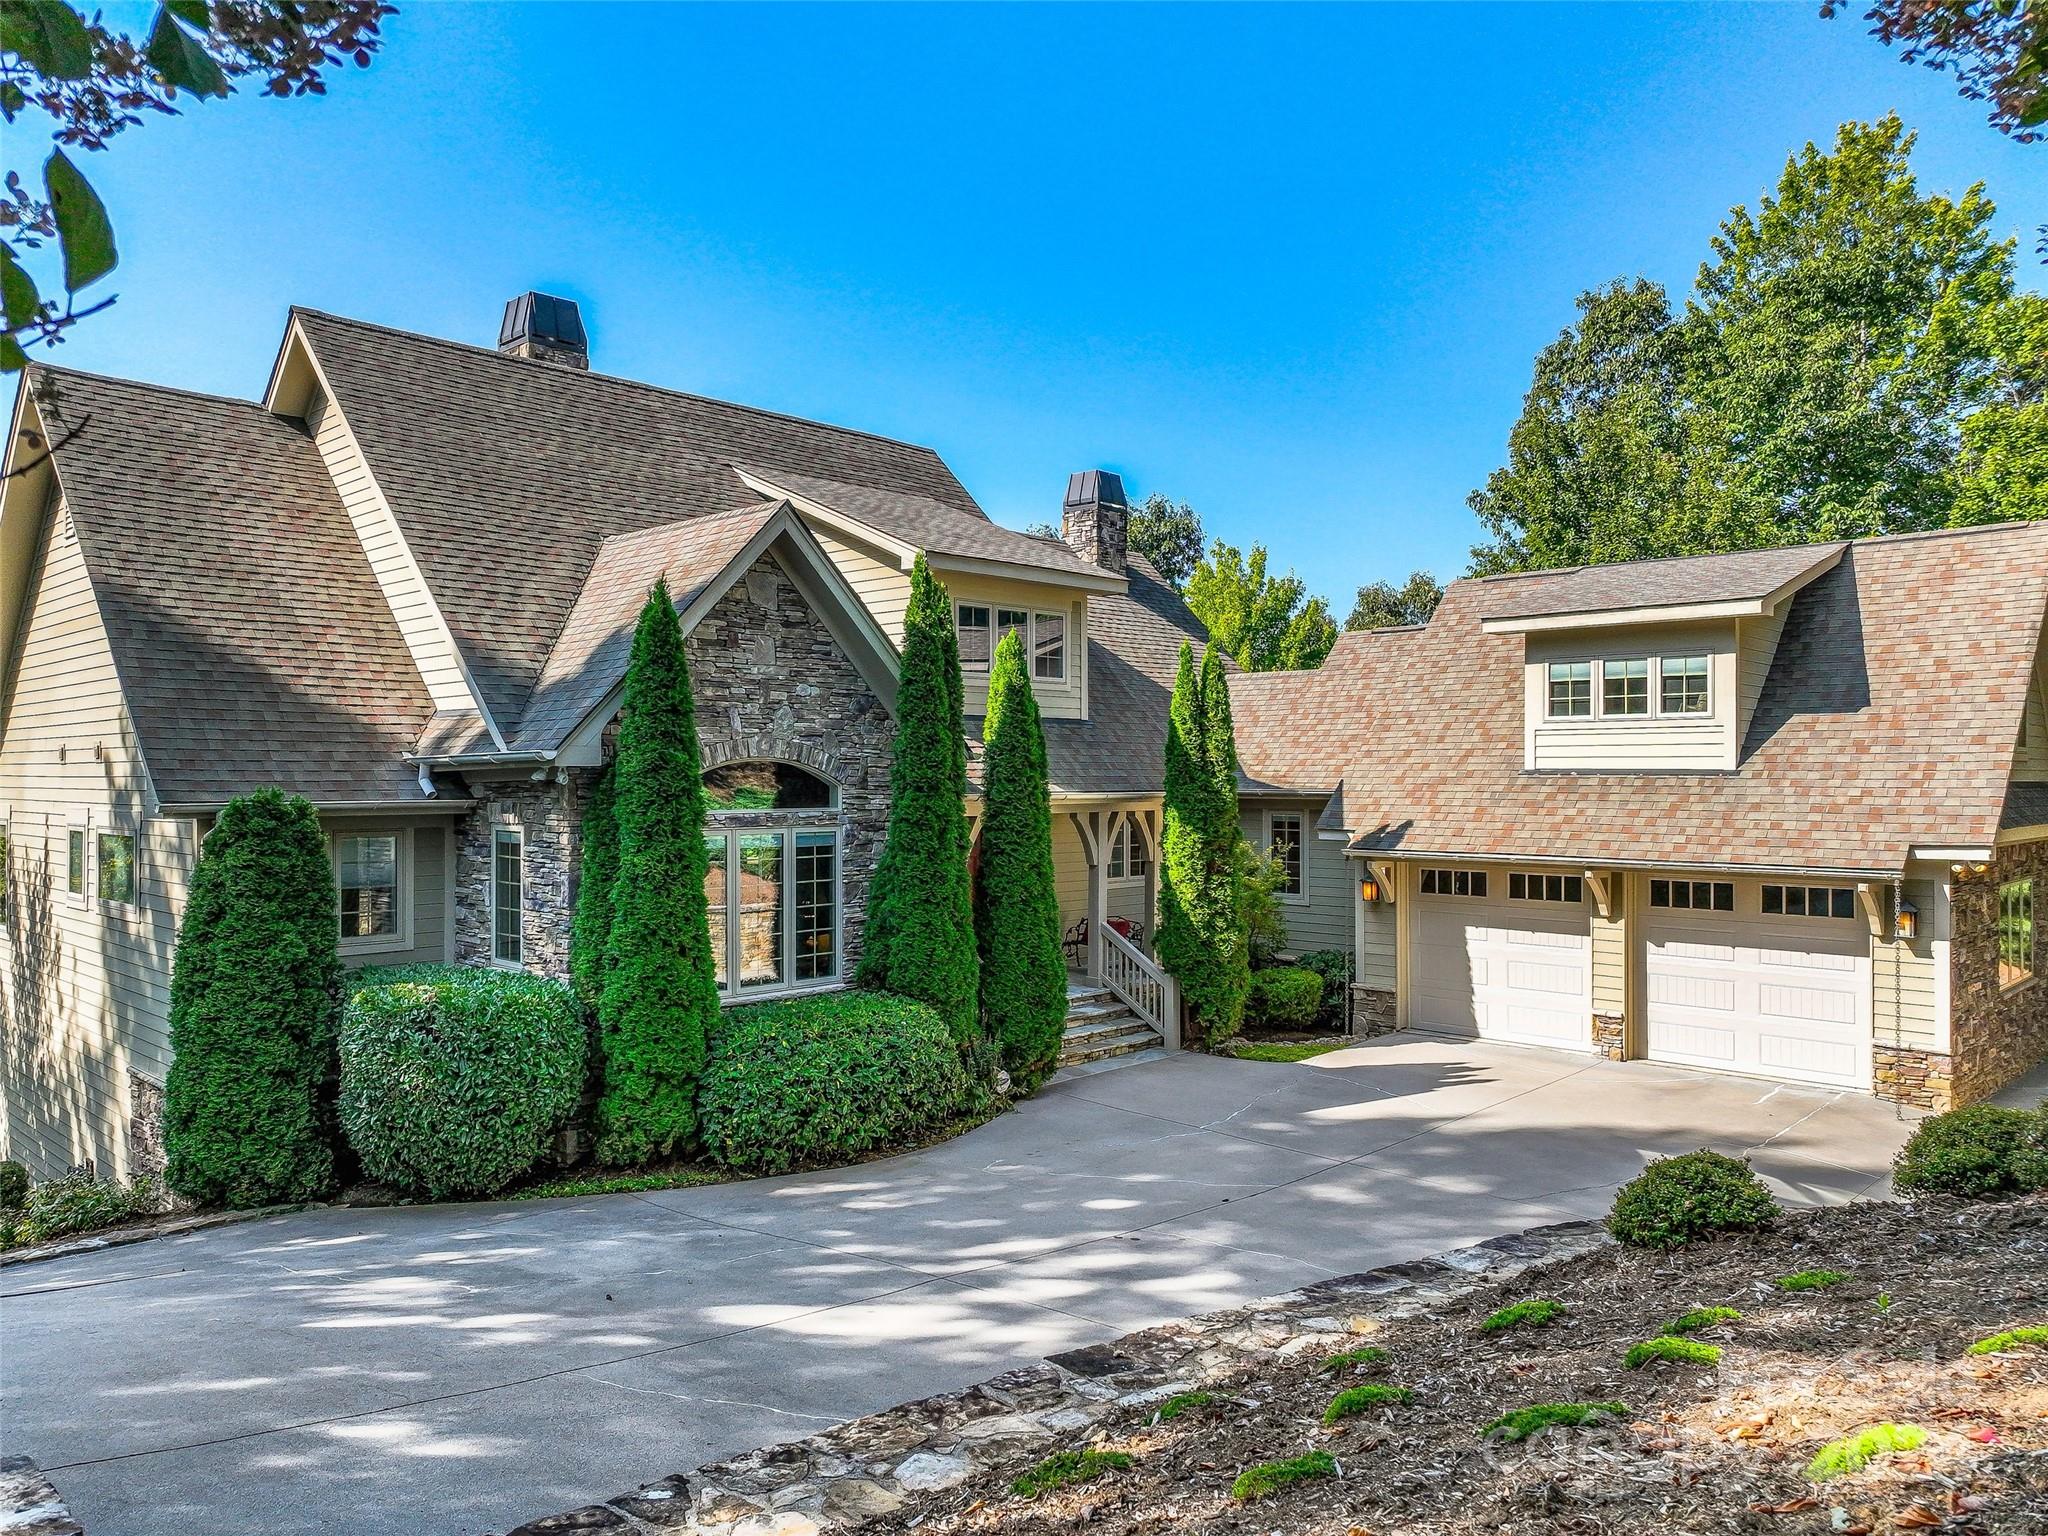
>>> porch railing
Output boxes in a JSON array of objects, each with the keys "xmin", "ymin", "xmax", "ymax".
[{"xmin": 1099, "ymin": 924, "xmax": 1179, "ymax": 1052}]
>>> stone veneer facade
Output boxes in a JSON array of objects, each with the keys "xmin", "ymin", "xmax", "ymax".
[
  {"xmin": 1591, "ymin": 1011, "xmax": 1626, "ymax": 1062},
  {"xmin": 452, "ymin": 554, "xmax": 895, "ymax": 986},
  {"xmin": 1347, "ymin": 984, "xmax": 1399, "ymax": 1037}
]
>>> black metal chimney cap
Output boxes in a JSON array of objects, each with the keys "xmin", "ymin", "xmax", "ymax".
[
  {"xmin": 1063, "ymin": 469, "xmax": 1128, "ymax": 509},
  {"xmin": 499, "ymin": 291, "xmax": 587, "ymax": 350}
]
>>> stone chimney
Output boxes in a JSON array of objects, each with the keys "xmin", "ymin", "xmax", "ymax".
[
  {"xmin": 498, "ymin": 291, "xmax": 589, "ymax": 370},
  {"xmin": 1061, "ymin": 469, "xmax": 1128, "ymax": 573}
]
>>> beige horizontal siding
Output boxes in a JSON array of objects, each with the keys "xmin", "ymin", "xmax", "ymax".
[
  {"xmin": 1591, "ymin": 901, "xmax": 1626, "ymax": 1016},
  {"xmin": 1243, "ymin": 801, "xmax": 1351, "ymax": 957},
  {"xmin": 329, "ymin": 819, "xmax": 451, "ymax": 970},
  {"xmin": 810, "ymin": 528, "xmax": 913, "ymax": 643},
  {"xmin": 1873, "ymin": 877, "xmax": 1942, "ymax": 1052}
]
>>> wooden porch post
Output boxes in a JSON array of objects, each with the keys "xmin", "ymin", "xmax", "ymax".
[{"xmin": 1086, "ymin": 809, "xmax": 1108, "ymax": 980}]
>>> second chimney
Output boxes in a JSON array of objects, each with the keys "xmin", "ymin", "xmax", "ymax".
[
  {"xmin": 499, "ymin": 291, "xmax": 590, "ymax": 370},
  {"xmin": 1061, "ymin": 469, "xmax": 1128, "ymax": 573}
]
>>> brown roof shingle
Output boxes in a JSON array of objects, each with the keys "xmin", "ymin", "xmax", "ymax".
[{"xmin": 1475, "ymin": 541, "xmax": 1845, "ymax": 622}]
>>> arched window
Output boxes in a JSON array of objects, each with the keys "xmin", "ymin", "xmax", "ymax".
[{"xmin": 701, "ymin": 760, "xmax": 840, "ymax": 996}]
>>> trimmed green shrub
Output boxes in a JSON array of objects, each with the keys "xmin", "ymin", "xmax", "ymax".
[
  {"xmin": 859, "ymin": 555, "xmax": 979, "ymax": 1045},
  {"xmin": 7, "ymin": 1172, "xmax": 161, "ymax": 1246},
  {"xmin": 1966, "ymin": 1325, "xmax": 2048, "ymax": 1355},
  {"xmin": 339, "ymin": 970, "xmax": 585, "ymax": 1198},
  {"xmin": 1481, "ymin": 1298, "xmax": 1563, "ymax": 1333},
  {"xmin": 1660, "ymin": 1305, "xmax": 1741, "ymax": 1337},
  {"xmin": 164, "ymin": 788, "xmax": 342, "ymax": 1207},
  {"xmin": 1295, "ymin": 948, "xmax": 1353, "ymax": 1025},
  {"xmin": 596, "ymin": 580, "xmax": 721, "ymax": 1165},
  {"xmin": 1319, "ymin": 1344, "xmax": 1390, "ymax": 1373},
  {"xmin": 974, "ymin": 630, "xmax": 1066, "ymax": 1091},
  {"xmin": 1010, "ymin": 1449, "xmax": 1131, "ymax": 1499},
  {"xmin": 1805, "ymin": 1423, "xmax": 1926, "ymax": 1480},
  {"xmin": 569, "ymin": 761, "xmax": 618, "ymax": 1012},
  {"xmin": 1776, "ymin": 1269, "xmax": 1850, "ymax": 1291},
  {"xmin": 697, "ymin": 992, "xmax": 969, "ymax": 1174},
  {"xmin": 0, "ymin": 1160, "xmax": 27, "ymax": 1210},
  {"xmin": 1624, "ymin": 1336, "xmax": 1722, "ymax": 1369},
  {"xmin": 1231, "ymin": 1450, "xmax": 1335, "ymax": 1502},
  {"xmin": 1158, "ymin": 642, "xmax": 1249, "ymax": 1044},
  {"xmin": 1323, "ymin": 1384, "xmax": 1412, "ymax": 1423},
  {"xmin": 1892, "ymin": 1105, "xmax": 2048, "ymax": 1199},
  {"xmin": 1483, "ymin": 1402, "xmax": 1628, "ymax": 1442},
  {"xmin": 1607, "ymin": 1149, "xmax": 1779, "ymax": 1249},
  {"xmin": 1246, "ymin": 967, "xmax": 1322, "ymax": 1031}
]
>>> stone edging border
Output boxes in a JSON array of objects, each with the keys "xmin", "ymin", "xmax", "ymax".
[
  {"xmin": 0, "ymin": 1203, "xmax": 309, "ymax": 1270},
  {"xmin": 493, "ymin": 1218, "xmax": 1616, "ymax": 1536},
  {"xmin": 1, "ymin": 1454, "xmax": 84, "ymax": 1535}
]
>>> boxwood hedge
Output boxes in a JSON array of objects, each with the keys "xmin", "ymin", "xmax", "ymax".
[
  {"xmin": 1245, "ymin": 966, "xmax": 1323, "ymax": 1032},
  {"xmin": 697, "ymin": 991, "xmax": 969, "ymax": 1174},
  {"xmin": 340, "ymin": 967, "xmax": 585, "ymax": 1199}
]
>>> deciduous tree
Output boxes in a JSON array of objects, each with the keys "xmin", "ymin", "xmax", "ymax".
[
  {"xmin": 1346, "ymin": 570, "xmax": 1445, "ymax": 630},
  {"xmin": 1129, "ymin": 492, "xmax": 1205, "ymax": 587},
  {"xmin": 1185, "ymin": 540, "xmax": 1337, "ymax": 672}
]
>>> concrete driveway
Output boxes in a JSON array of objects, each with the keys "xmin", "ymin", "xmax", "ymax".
[{"xmin": 2, "ymin": 1034, "xmax": 1915, "ymax": 1536}]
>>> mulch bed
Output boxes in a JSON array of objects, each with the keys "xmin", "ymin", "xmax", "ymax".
[{"xmin": 863, "ymin": 1197, "xmax": 2048, "ymax": 1535}]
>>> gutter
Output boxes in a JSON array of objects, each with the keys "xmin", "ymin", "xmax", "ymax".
[
  {"xmin": 1337, "ymin": 845, "xmax": 1901, "ymax": 883},
  {"xmin": 157, "ymin": 799, "xmax": 477, "ymax": 815}
]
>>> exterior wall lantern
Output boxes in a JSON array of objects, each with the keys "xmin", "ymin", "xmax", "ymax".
[
  {"xmin": 1894, "ymin": 899, "xmax": 1919, "ymax": 942},
  {"xmin": 1359, "ymin": 874, "xmax": 1382, "ymax": 905}
]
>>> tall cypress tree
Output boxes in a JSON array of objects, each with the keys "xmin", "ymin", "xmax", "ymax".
[
  {"xmin": 569, "ymin": 760, "xmax": 617, "ymax": 1013},
  {"xmin": 1200, "ymin": 644, "xmax": 1251, "ymax": 1038},
  {"xmin": 164, "ymin": 788, "xmax": 340, "ymax": 1206},
  {"xmin": 974, "ymin": 629, "xmax": 1065, "ymax": 1089},
  {"xmin": 1157, "ymin": 643, "xmax": 1250, "ymax": 1043},
  {"xmin": 859, "ymin": 554, "xmax": 979, "ymax": 1044},
  {"xmin": 594, "ymin": 581, "xmax": 720, "ymax": 1164}
]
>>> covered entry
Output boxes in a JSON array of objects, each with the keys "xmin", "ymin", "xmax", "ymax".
[{"xmin": 1409, "ymin": 866, "xmax": 1592, "ymax": 1050}]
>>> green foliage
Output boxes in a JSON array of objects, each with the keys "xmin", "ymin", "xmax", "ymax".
[
  {"xmin": 1157, "ymin": 643, "xmax": 1246, "ymax": 1044},
  {"xmin": 696, "ymin": 991, "xmax": 969, "ymax": 1175},
  {"xmin": 1129, "ymin": 491, "xmax": 1205, "ymax": 587},
  {"xmin": 1805, "ymin": 1423, "xmax": 1927, "ymax": 1481},
  {"xmin": 1346, "ymin": 570, "xmax": 1443, "ymax": 631},
  {"xmin": 1777, "ymin": 1269, "xmax": 1851, "ymax": 1292},
  {"xmin": 1607, "ymin": 1150, "xmax": 1780, "ymax": 1249},
  {"xmin": 339, "ymin": 970, "xmax": 585, "ymax": 1199},
  {"xmin": 1184, "ymin": 540, "xmax": 1337, "ymax": 672},
  {"xmin": 860, "ymin": 555, "xmax": 979, "ymax": 1045},
  {"xmin": 1481, "ymin": 1299, "xmax": 1564, "ymax": 1333},
  {"xmin": 1624, "ymin": 1336, "xmax": 1722, "ymax": 1369},
  {"xmin": 1245, "ymin": 966, "xmax": 1323, "ymax": 1031},
  {"xmin": 0, "ymin": 1159, "xmax": 27, "ymax": 1210},
  {"xmin": 1470, "ymin": 116, "xmax": 2043, "ymax": 575},
  {"xmin": 974, "ymin": 631, "xmax": 1065, "ymax": 1091},
  {"xmin": 1155, "ymin": 1391, "xmax": 1215, "ymax": 1421},
  {"xmin": 1320, "ymin": 1344, "xmax": 1390, "ymax": 1373},
  {"xmin": 164, "ymin": 788, "xmax": 341, "ymax": 1207},
  {"xmin": 1238, "ymin": 839, "xmax": 1290, "ymax": 965},
  {"xmin": 570, "ymin": 762, "xmax": 618, "ymax": 1012},
  {"xmin": 3, "ymin": 1171, "xmax": 160, "ymax": 1247},
  {"xmin": 1966, "ymin": 1325, "xmax": 2048, "ymax": 1355},
  {"xmin": 1230, "ymin": 1450, "xmax": 1335, "ymax": 1502},
  {"xmin": 1482, "ymin": 1402, "xmax": 1629, "ymax": 1442},
  {"xmin": 511, "ymin": 1167, "xmax": 726, "ymax": 1201},
  {"xmin": 1294, "ymin": 949, "xmax": 1353, "ymax": 1027},
  {"xmin": 1322, "ymin": 1383, "xmax": 1413, "ymax": 1423},
  {"xmin": 1660, "ymin": 1305, "xmax": 1741, "ymax": 1337},
  {"xmin": 1892, "ymin": 1104, "xmax": 2048, "ymax": 1199},
  {"xmin": 1228, "ymin": 1039, "xmax": 1346, "ymax": 1062},
  {"xmin": 1009, "ymin": 1449, "xmax": 1132, "ymax": 1499},
  {"xmin": 1825, "ymin": 0, "xmax": 2047, "ymax": 138},
  {"xmin": 595, "ymin": 581, "xmax": 721, "ymax": 1165}
]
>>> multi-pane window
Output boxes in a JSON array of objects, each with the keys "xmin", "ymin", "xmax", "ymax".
[
  {"xmin": 704, "ymin": 836, "xmax": 729, "ymax": 992},
  {"xmin": 1509, "ymin": 872, "xmax": 1583, "ymax": 904},
  {"xmin": 1106, "ymin": 817, "xmax": 1150, "ymax": 881},
  {"xmin": 337, "ymin": 834, "xmax": 399, "ymax": 939},
  {"xmin": 996, "ymin": 607, "xmax": 1029, "ymax": 655},
  {"xmin": 794, "ymin": 833, "xmax": 838, "ymax": 981},
  {"xmin": 1420, "ymin": 868, "xmax": 1488, "ymax": 898},
  {"xmin": 1761, "ymin": 883, "xmax": 1856, "ymax": 921},
  {"xmin": 703, "ymin": 825, "xmax": 840, "ymax": 994},
  {"xmin": 1032, "ymin": 611, "xmax": 1065, "ymax": 682},
  {"xmin": 1547, "ymin": 662, "xmax": 1592, "ymax": 718},
  {"xmin": 956, "ymin": 604, "xmax": 992, "ymax": 672},
  {"xmin": 736, "ymin": 832, "xmax": 785, "ymax": 990},
  {"xmin": 957, "ymin": 603, "xmax": 1068, "ymax": 684},
  {"xmin": 1268, "ymin": 813, "xmax": 1304, "ymax": 897},
  {"xmin": 1660, "ymin": 655, "xmax": 1710, "ymax": 714},
  {"xmin": 1649, "ymin": 878, "xmax": 1734, "ymax": 912},
  {"xmin": 1602, "ymin": 659, "xmax": 1649, "ymax": 716},
  {"xmin": 67, "ymin": 829, "xmax": 84, "ymax": 896},
  {"xmin": 492, "ymin": 828, "xmax": 523, "ymax": 965},
  {"xmin": 96, "ymin": 833, "xmax": 136, "ymax": 904},
  {"xmin": 1999, "ymin": 879, "xmax": 2035, "ymax": 990}
]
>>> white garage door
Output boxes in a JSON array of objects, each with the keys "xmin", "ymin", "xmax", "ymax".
[
  {"xmin": 1411, "ymin": 868, "xmax": 1591, "ymax": 1051},
  {"xmin": 1643, "ymin": 878, "xmax": 1870, "ymax": 1090}
]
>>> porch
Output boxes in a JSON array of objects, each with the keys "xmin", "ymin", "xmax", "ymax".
[{"xmin": 1052, "ymin": 801, "xmax": 1179, "ymax": 1054}]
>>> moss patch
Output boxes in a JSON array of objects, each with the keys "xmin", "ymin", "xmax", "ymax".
[
  {"xmin": 1318, "ymin": 1344, "xmax": 1390, "ymax": 1373},
  {"xmin": 510, "ymin": 1166, "xmax": 727, "ymax": 1200},
  {"xmin": 1482, "ymin": 1401, "xmax": 1629, "ymax": 1442},
  {"xmin": 1322, "ymin": 1384, "xmax": 1413, "ymax": 1424},
  {"xmin": 1009, "ymin": 1449, "xmax": 1133, "ymax": 1499},
  {"xmin": 1624, "ymin": 1335, "xmax": 1722, "ymax": 1369},
  {"xmin": 1775, "ymin": 1268, "xmax": 1850, "ymax": 1291},
  {"xmin": 1154, "ymin": 1391, "xmax": 1215, "ymax": 1422},
  {"xmin": 1965, "ymin": 1325, "xmax": 2048, "ymax": 1356},
  {"xmin": 1480, "ymin": 1298, "xmax": 1563, "ymax": 1333},
  {"xmin": 1230, "ymin": 1450, "xmax": 1336, "ymax": 1502},
  {"xmin": 1227, "ymin": 1039, "xmax": 1348, "ymax": 1062},
  {"xmin": 1659, "ymin": 1305, "xmax": 1740, "ymax": 1336},
  {"xmin": 1805, "ymin": 1423, "xmax": 1928, "ymax": 1480}
]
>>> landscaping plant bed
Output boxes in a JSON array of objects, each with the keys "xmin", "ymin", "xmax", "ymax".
[{"xmin": 859, "ymin": 1196, "xmax": 2048, "ymax": 1536}]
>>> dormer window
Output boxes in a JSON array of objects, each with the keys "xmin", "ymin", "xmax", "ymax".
[
  {"xmin": 1547, "ymin": 662, "xmax": 1592, "ymax": 718},
  {"xmin": 1661, "ymin": 655, "xmax": 1710, "ymax": 714},
  {"xmin": 956, "ymin": 602, "xmax": 1069, "ymax": 685},
  {"xmin": 1602, "ymin": 659, "xmax": 1649, "ymax": 716}
]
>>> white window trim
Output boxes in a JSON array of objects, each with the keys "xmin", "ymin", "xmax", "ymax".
[
  {"xmin": 1545, "ymin": 662, "xmax": 1592, "ymax": 720},
  {"xmin": 956, "ymin": 602, "xmax": 1071, "ymax": 687},
  {"xmin": 93, "ymin": 825, "xmax": 141, "ymax": 912},
  {"xmin": 333, "ymin": 828, "xmax": 414, "ymax": 957},
  {"xmin": 491, "ymin": 825, "xmax": 524, "ymax": 969},
  {"xmin": 1106, "ymin": 816, "xmax": 1150, "ymax": 887},
  {"xmin": 1598, "ymin": 658, "xmax": 1651, "ymax": 718},
  {"xmin": 708, "ymin": 822, "xmax": 845, "ymax": 1004},
  {"xmin": 63, "ymin": 813, "xmax": 88, "ymax": 907},
  {"xmin": 1542, "ymin": 653, "xmax": 1715, "ymax": 724},
  {"xmin": 1029, "ymin": 609, "xmax": 1068, "ymax": 685},
  {"xmin": 1265, "ymin": 810, "xmax": 1307, "ymax": 905}
]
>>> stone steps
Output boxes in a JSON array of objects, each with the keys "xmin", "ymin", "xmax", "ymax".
[{"xmin": 1058, "ymin": 981, "xmax": 1162, "ymax": 1068}]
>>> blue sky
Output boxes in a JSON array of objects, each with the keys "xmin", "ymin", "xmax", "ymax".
[{"xmin": 29, "ymin": 2, "xmax": 2045, "ymax": 607}]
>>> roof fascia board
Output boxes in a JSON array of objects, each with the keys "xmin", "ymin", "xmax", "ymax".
[
  {"xmin": 731, "ymin": 466, "xmax": 918, "ymax": 565},
  {"xmin": 291, "ymin": 326, "xmax": 510, "ymax": 751},
  {"xmin": 262, "ymin": 311, "xmax": 319, "ymax": 416},
  {"xmin": 923, "ymin": 549, "xmax": 1126, "ymax": 595},
  {"xmin": 0, "ymin": 381, "xmax": 53, "ymax": 710},
  {"xmin": 161, "ymin": 798, "xmax": 477, "ymax": 815},
  {"xmin": 1342, "ymin": 846, "xmax": 1897, "ymax": 880},
  {"xmin": 1912, "ymin": 844, "xmax": 1999, "ymax": 861},
  {"xmin": 1997, "ymin": 825, "xmax": 2048, "ymax": 846},
  {"xmin": 1478, "ymin": 547, "xmax": 1845, "ymax": 635}
]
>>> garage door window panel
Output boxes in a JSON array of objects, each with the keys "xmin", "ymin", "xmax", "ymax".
[
  {"xmin": 1420, "ymin": 868, "xmax": 1487, "ymax": 898},
  {"xmin": 1650, "ymin": 879, "xmax": 1734, "ymax": 912},
  {"xmin": 1762, "ymin": 884, "xmax": 1856, "ymax": 920},
  {"xmin": 1509, "ymin": 872, "xmax": 1582, "ymax": 904}
]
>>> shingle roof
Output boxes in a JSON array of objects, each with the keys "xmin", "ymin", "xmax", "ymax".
[
  {"xmin": 509, "ymin": 502, "xmax": 781, "ymax": 752},
  {"xmin": 737, "ymin": 467, "xmax": 1117, "ymax": 583},
  {"xmin": 2004, "ymin": 781, "xmax": 2048, "ymax": 833},
  {"xmin": 33, "ymin": 366, "xmax": 437, "ymax": 806},
  {"xmin": 1475, "ymin": 541, "xmax": 1844, "ymax": 622},
  {"xmin": 293, "ymin": 309, "xmax": 984, "ymax": 735},
  {"xmin": 1231, "ymin": 523, "xmax": 2048, "ymax": 872}
]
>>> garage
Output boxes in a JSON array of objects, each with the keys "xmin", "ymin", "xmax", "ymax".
[
  {"xmin": 1410, "ymin": 867, "xmax": 1591, "ymax": 1051},
  {"xmin": 1642, "ymin": 877, "xmax": 1871, "ymax": 1090}
]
